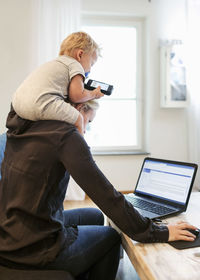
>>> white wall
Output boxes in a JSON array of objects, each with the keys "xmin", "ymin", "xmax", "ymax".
[
  {"xmin": 82, "ymin": 0, "xmax": 190, "ymax": 190},
  {"xmin": 0, "ymin": 0, "xmax": 191, "ymax": 191},
  {"xmin": 0, "ymin": 0, "xmax": 35, "ymax": 133}
]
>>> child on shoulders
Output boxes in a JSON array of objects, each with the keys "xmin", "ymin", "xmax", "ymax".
[{"xmin": 12, "ymin": 31, "xmax": 103, "ymax": 135}]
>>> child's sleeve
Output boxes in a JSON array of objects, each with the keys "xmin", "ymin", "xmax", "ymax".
[
  {"xmin": 12, "ymin": 57, "xmax": 84, "ymax": 125},
  {"xmin": 35, "ymin": 57, "xmax": 85, "ymax": 124}
]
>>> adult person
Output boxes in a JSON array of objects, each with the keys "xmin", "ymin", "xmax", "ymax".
[{"xmin": 0, "ymin": 100, "xmax": 197, "ymax": 280}]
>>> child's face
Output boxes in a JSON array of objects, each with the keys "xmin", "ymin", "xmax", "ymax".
[{"xmin": 79, "ymin": 50, "xmax": 98, "ymax": 74}]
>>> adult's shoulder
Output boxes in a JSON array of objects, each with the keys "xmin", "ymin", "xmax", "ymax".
[
  {"xmin": 47, "ymin": 120, "xmax": 91, "ymax": 156},
  {"xmin": 36, "ymin": 120, "xmax": 77, "ymax": 135}
]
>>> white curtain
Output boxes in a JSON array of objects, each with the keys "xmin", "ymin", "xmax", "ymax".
[
  {"xmin": 187, "ymin": 0, "xmax": 200, "ymax": 189},
  {"xmin": 31, "ymin": 0, "xmax": 81, "ymax": 64},
  {"xmin": 32, "ymin": 0, "xmax": 85, "ymax": 200}
]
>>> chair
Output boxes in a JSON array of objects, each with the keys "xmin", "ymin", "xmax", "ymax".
[
  {"xmin": 0, "ymin": 264, "xmax": 75, "ymax": 280},
  {"xmin": 0, "ymin": 133, "xmax": 6, "ymax": 180},
  {"xmin": 0, "ymin": 133, "xmax": 75, "ymax": 280}
]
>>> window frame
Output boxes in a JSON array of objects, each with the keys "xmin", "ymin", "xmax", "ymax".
[{"xmin": 81, "ymin": 14, "xmax": 145, "ymax": 155}]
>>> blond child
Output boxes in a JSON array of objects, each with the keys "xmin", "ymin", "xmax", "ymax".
[{"xmin": 12, "ymin": 31, "xmax": 103, "ymax": 135}]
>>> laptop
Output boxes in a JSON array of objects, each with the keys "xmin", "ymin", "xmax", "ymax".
[{"xmin": 125, "ymin": 157, "xmax": 198, "ymax": 220}]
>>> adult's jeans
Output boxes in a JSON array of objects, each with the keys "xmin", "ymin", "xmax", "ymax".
[{"xmin": 45, "ymin": 208, "xmax": 121, "ymax": 280}]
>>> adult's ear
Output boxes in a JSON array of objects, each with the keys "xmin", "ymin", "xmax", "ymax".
[{"xmin": 75, "ymin": 103, "xmax": 84, "ymax": 112}]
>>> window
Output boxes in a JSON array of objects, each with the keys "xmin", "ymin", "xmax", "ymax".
[{"xmin": 82, "ymin": 15, "xmax": 144, "ymax": 154}]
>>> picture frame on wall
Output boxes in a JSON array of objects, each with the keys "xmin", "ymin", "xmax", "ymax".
[{"xmin": 160, "ymin": 41, "xmax": 188, "ymax": 108}]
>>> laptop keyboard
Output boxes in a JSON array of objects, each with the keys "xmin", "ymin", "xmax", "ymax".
[{"xmin": 127, "ymin": 196, "xmax": 175, "ymax": 215}]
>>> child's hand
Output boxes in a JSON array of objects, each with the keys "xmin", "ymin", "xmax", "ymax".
[
  {"xmin": 92, "ymin": 86, "xmax": 104, "ymax": 99},
  {"xmin": 75, "ymin": 113, "xmax": 84, "ymax": 136}
]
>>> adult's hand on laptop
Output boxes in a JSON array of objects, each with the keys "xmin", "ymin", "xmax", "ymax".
[{"xmin": 167, "ymin": 221, "xmax": 197, "ymax": 241}]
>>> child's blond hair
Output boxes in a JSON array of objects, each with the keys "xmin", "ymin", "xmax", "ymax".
[
  {"xmin": 59, "ymin": 31, "xmax": 100, "ymax": 56},
  {"xmin": 81, "ymin": 99, "xmax": 99, "ymax": 112},
  {"xmin": 72, "ymin": 99, "xmax": 99, "ymax": 112}
]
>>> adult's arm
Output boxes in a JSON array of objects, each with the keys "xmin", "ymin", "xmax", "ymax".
[{"xmin": 58, "ymin": 130, "xmax": 168, "ymax": 243}]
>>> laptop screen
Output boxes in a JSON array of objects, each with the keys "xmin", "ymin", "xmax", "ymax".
[{"xmin": 135, "ymin": 158, "xmax": 196, "ymax": 205}]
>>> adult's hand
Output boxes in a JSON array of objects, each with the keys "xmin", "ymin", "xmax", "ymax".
[{"xmin": 168, "ymin": 221, "xmax": 197, "ymax": 241}]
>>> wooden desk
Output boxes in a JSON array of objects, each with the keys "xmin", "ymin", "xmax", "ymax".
[{"xmin": 118, "ymin": 192, "xmax": 200, "ymax": 280}]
